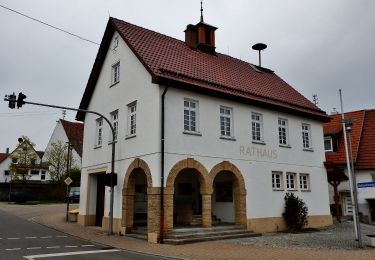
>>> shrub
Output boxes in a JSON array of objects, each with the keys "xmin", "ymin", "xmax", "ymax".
[{"xmin": 282, "ymin": 193, "xmax": 308, "ymax": 231}]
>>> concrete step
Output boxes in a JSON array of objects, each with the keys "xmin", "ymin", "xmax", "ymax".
[
  {"xmin": 126, "ymin": 233, "xmax": 147, "ymax": 240},
  {"xmin": 164, "ymin": 230, "xmax": 260, "ymax": 245}
]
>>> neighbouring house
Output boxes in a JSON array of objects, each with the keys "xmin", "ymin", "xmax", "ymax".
[
  {"xmin": 324, "ymin": 109, "xmax": 375, "ymax": 224},
  {"xmin": 0, "ymin": 141, "xmax": 48, "ymax": 183},
  {"xmin": 76, "ymin": 14, "xmax": 332, "ymax": 243},
  {"xmin": 43, "ymin": 119, "xmax": 84, "ymax": 170}
]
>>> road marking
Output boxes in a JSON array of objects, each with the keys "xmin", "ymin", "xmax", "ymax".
[
  {"xmin": 27, "ymin": 247, "xmax": 42, "ymax": 250},
  {"xmin": 40, "ymin": 236, "xmax": 52, "ymax": 239},
  {"xmin": 46, "ymin": 246, "xmax": 60, "ymax": 249},
  {"xmin": 7, "ymin": 237, "xmax": 20, "ymax": 240},
  {"xmin": 64, "ymin": 245, "xmax": 78, "ymax": 248},
  {"xmin": 81, "ymin": 245, "xmax": 95, "ymax": 247},
  {"xmin": 23, "ymin": 249, "xmax": 120, "ymax": 259},
  {"xmin": 6, "ymin": 248, "xmax": 21, "ymax": 251},
  {"xmin": 56, "ymin": 235, "xmax": 67, "ymax": 238},
  {"xmin": 25, "ymin": 237, "xmax": 37, "ymax": 239}
]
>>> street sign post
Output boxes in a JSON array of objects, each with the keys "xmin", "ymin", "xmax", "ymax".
[{"xmin": 64, "ymin": 177, "xmax": 73, "ymax": 186}]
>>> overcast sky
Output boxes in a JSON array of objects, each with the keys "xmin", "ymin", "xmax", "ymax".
[{"xmin": 0, "ymin": 0, "xmax": 374, "ymax": 151}]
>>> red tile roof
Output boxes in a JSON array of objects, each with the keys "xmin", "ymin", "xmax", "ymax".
[
  {"xmin": 0, "ymin": 153, "xmax": 7, "ymax": 164},
  {"xmin": 356, "ymin": 110, "xmax": 375, "ymax": 169},
  {"xmin": 77, "ymin": 18, "xmax": 328, "ymax": 121},
  {"xmin": 324, "ymin": 110, "xmax": 375, "ymax": 169},
  {"xmin": 60, "ymin": 119, "xmax": 84, "ymax": 157}
]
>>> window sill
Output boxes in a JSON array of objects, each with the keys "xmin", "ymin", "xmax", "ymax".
[
  {"xmin": 272, "ymin": 188, "xmax": 284, "ymax": 191},
  {"xmin": 109, "ymin": 81, "xmax": 119, "ymax": 88},
  {"xmin": 279, "ymin": 144, "xmax": 291, "ymax": 148},
  {"xmin": 108, "ymin": 140, "xmax": 118, "ymax": 145},
  {"xmin": 94, "ymin": 145, "xmax": 102, "ymax": 149},
  {"xmin": 252, "ymin": 140, "xmax": 266, "ymax": 145},
  {"xmin": 286, "ymin": 189, "xmax": 297, "ymax": 192},
  {"xmin": 183, "ymin": 131, "xmax": 202, "ymax": 136},
  {"xmin": 125, "ymin": 134, "xmax": 136, "ymax": 140},
  {"xmin": 303, "ymin": 148, "xmax": 314, "ymax": 152},
  {"xmin": 220, "ymin": 136, "xmax": 236, "ymax": 141},
  {"xmin": 301, "ymin": 189, "xmax": 311, "ymax": 192}
]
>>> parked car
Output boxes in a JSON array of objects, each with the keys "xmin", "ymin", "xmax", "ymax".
[{"xmin": 65, "ymin": 190, "xmax": 80, "ymax": 203}]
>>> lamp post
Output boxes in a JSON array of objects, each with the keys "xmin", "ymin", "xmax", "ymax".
[{"xmin": 344, "ymin": 118, "xmax": 363, "ymax": 247}]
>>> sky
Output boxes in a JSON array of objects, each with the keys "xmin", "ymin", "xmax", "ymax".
[{"xmin": 0, "ymin": 0, "xmax": 374, "ymax": 151}]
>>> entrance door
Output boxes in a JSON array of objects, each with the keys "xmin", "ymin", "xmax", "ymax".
[
  {"xmin": 368, "ymin": 199, "xmax": 375, "ymax": 224},
  {"xmin": 95, "ymin": 174, "xmax": 106, "ymax": 226}
]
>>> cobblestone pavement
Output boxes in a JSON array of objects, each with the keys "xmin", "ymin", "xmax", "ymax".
[
  {"xmin": 223, "ymin": 220, "xmax": 375, "ymax": 250},
  {"xmin": 1, "ymin": 203, "xmax": 374, "ymax": 260}
]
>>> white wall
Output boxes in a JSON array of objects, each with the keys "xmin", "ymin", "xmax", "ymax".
[
  {"xmin": 163, "ymin": 87, "xmax": 331, "ymax": 219},
  {"xmin": 80, "ymin": 31, "xmax": 162, "ymax": 218}
]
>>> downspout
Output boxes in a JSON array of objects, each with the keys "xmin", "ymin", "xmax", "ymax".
[{"xmin": 159, "ymin": 84, "xmax": 169, "ymax": 243}]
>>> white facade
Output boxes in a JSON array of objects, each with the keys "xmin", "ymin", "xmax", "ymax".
[
  {"xmin": 43, "ymin": 120, "xmax": 82, "ymax": 170},
  {"xmin": 79, "ymin": 30, "xmax": 331, "ymax": 235}
]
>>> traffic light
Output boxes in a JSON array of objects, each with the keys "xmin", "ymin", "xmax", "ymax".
[
  {"xmin": 5, "ymin": 93, "xmax": 17, "ymax": 109},
  {"xmin": 17, "ymin": 92, "xmax": 27, "ymax": 108}
]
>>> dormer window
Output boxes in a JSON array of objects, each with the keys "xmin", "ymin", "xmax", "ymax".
[{"xmin": 324, "ymin": 136, "xmax": 333, "ymax": 152}]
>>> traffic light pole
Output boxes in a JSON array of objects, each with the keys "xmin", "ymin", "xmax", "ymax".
[{"xmin": 3, "ymin": 96, "xmax": 116, "ymax": 235}]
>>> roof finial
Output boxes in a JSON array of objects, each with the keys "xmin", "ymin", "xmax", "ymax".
[{"xmin": 200, "ymin": 0, "xmax": 204, "ymax": 22}]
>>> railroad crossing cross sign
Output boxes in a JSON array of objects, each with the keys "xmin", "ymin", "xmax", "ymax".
[{"xmin": 64, "ymin": 177, "xmax": 73, "ymax": 186}]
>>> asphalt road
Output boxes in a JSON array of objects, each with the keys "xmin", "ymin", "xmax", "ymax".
[{"xmin": 0, "ymin": 208, "xmax": 174, "ymax": 260}]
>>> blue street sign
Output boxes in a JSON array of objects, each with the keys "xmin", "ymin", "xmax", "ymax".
[{"xmin": 357, "ymin": 182, "xmax": 375, "ymax": 188}]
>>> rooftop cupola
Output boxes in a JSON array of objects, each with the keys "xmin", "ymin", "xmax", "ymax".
[{"xmin": 184, "ymin": 1, "xmax": 217, "ymax": 55}]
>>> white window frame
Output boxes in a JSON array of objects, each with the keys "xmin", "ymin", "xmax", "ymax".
[
  {"xmin": 272, "ymin": 171, "xmax": 283, "ymax": 190},
  {"xmin": 220, "ymin": 106, "xmax": 234, "ymax": 138},
  {"xmin": 127, "ymin": 102, "xmax": 137, "ymax": 137},
  {"xmin": 251, "ymin": 112, "xmax": 264, "ymax": 142},
  {"xmin": 324, "ymin": 136, "xmax": 333, "ymax": 152},
  {"xmin": 286, "ymin": 172, "xmax": 297, "ymax": 190},
  {"xmin": 302, "ymin": 123, "xmax": 312, "ymax": 149},
  {"xmin": 299, "ymin": 173, "xmax": 310, "ymax": 191},
  {"xmin": 95, "ymin": 118, "xmax": 103, "ymax": 147},
  {"xmin": 278, "ymin": 118, "xmax": 289, "ymax": 146},
  {"xmin": 111, "ymin": 61, "xmax": 120, "ymax": 85},
  {"xmin": 110, "ymin": 110, "xmax": 119, "ymax": 142},
  {"xmin": 184, "ymin": 99, "xmax": 199, "ymax": 133}
]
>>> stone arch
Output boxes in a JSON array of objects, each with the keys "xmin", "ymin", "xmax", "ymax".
[
  {"xmin": 209, "ymin": 161, "xmax": 247, "ymax": 226},
  {"xmin": 121, "ymin": 158, "xmax": 153, "ymax": 233},
  {"xmin": 164, "ymin": 158, "xmax": 211, "ymax": 232}
]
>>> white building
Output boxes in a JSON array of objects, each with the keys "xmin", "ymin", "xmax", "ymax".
[
  {"xmin": 76, "ymin": 15, "xmax": 332, "ymax": 243},
  {"xmin": 0, "ymin": 142, "xmax": 47, "ymax": 183},
  {"xmin": 43, "ymin": 119, "xmax": 84, "ymax": 170}
]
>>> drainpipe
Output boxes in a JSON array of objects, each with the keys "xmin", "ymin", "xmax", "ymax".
[{"xmin": 159, "ymin": 85, "xmax": 169, "ymax": 243}]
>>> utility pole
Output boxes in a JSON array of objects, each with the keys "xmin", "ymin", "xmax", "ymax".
[{"xmin": 4, "ymin": 93, "xmax": 117, "ymax": 235}]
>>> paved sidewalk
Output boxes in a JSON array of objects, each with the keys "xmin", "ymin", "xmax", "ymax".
[{"xmin": 1, "ymin": 203, "xmax": 374, "ymax": 260}]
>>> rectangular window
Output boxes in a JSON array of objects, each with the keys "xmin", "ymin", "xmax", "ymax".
[
  {"xmin": 4, "ymin": 170, "xmax": 9, "ymax": 176},
  {"xmin": 31, "ymin": 170, "xmax": 39, "ymax": 175},
  {"xmin": 272, "ymin": 171, "xmax": 283, "ymax": 190},
  {"xmin": 286, "ymin": 172, "xmax": 297, "ymax": 190},
  {"xmin": 251, "ymin": 113, "xmax": 263, "ymax": 142},
  {"xmin": 220, "ymin": 106, "xmax": 233, "ymax": 137},
  {"xmin": 110, "ymin": 110, "xmax": 119, "ymax": 142},
  {"xmin": 302, "ymin": 123, "xmax": 312, "ymax": 149},
  {"xmin": 111, "ymin": 61, "xmax": 120, "ymax": 85},
  {"xmin": 184, "ymin": 99, "xmax": 198, "ymax": 132},
  {"xmin": 324, "ymin": 136, "xmax": 333, "ymax": 152},
  {"xmin": 127, "ymin": 102, "xmax": 137, "ymax": 136},
  {"xmin": 96, "ymin": 118, "xmax": 103, "ymax": 146},
  {"xmin": 299, "ymin": 174, "xmax": 310, "ymax": 191},
  {"xmin": 278, "ymin": 118, "xmax": 289, "ymax": 145},
  {"xmin": 41, "ymin": 171, "xmax": 46, "ymax": 180}
]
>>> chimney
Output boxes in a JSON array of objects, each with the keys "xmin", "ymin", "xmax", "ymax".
[
  {"xmin": 184, "ymin": 22, "xmax": 217, "ymax": 55},
  {"xmin": 6, "ymin": 147, "xmax": 9, "ymax": 155}
]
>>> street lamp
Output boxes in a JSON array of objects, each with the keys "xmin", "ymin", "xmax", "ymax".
[{"xmin": 344, "ymin": 118, "xmax": 362, "ymax": 247}]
